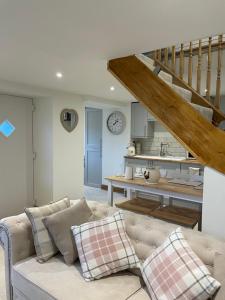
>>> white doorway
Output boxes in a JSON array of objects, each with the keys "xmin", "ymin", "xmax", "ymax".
[
  {"xmin": 0, "ymin": 95, "xmax": 33, "ymax": 218},
  {"xmin": 84, "ymin": 107, "xmax": 102, "ymax": 188}
]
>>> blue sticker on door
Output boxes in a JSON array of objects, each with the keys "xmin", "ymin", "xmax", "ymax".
[{"xmin": 0, "ymin": 120, "xmax": 15, "ymax": 137}]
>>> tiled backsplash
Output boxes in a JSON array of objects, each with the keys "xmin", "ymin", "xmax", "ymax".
[{"xmin": 135, "ymin": 122, "xmax": 186, "ymax": 157}]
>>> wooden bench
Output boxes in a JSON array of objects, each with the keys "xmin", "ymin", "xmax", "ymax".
[{"xmin": 116, "ymin": 198, "xmax": 202, "ymax": 230}]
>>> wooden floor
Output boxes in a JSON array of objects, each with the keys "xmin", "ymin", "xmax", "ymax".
[{"xmin": 116, "ymin": 198, "xmax": 201, "ymax": 230}]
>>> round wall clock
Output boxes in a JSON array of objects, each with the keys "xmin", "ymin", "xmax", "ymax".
[{"xmin": 107, "ymin": 111, "xmax": 126, "ymax": 135}]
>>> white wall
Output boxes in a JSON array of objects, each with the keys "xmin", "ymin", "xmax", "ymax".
[
  {"xmin": 52, "ymin": 96, "xmax": 84, "ymax": 201},
  {"xmin": 102, "ymin": 105, "xmax": 131, "ymax": 184},
  {"xmin": 33, "ymin": 98, "xmax": 53, "ymax": 206},
  {"xmin": 34, "ymin": 94, "xmax": 84, "ymax": 206},
  {"xmin": 84, "ymin": 96, "xmax": 131, "ymax": 185},
  {"xmin": 202, "ymin": 167, "xmax": 225, "ymax": 240}
]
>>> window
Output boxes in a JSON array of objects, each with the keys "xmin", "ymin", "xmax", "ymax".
[{"xmin": 0, "ymin": 120, "xmax": 15, "ymax": 137}]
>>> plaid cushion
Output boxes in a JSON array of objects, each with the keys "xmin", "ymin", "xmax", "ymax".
[
  {"xmin": 142, "ymin": 228, "xmax": 221, "ymax": 300},
  {"xmin": 25, "ymin": 198, "xmax": 70, "ymax": 262},
  {"xmin": 72, "ymin": 210, "xmax": 140, "ymax": 281}
]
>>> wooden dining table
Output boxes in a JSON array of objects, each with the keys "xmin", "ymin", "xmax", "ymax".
[{"xmin": 106, "ymin": 176, "xmax": 203, "ymax": 207}]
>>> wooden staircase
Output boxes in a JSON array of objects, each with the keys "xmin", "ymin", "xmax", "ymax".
[{"xmin": 108, "ymin": 52, "xmax": 225, "ymax": 175}]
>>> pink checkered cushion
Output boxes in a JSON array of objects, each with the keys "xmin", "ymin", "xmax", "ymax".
[
  {"xmin": 142, "ymin": 227, "xmax": 221, "ymax": 300},
  {"xmin": 71, "ymin": 211, "xmax": 140, "ymax": 281}
]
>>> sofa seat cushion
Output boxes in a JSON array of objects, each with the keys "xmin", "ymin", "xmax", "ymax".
[{"xmin": 12, "ymin": 255, "xmax": 145, "ymax": 300}]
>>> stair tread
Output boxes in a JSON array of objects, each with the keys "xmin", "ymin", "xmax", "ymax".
[
  {"xmin": 159, "ymin": 70, "xmax": 173, "ymax": 84},
  {"xmin": 135, "ymin": 54, "xmax": 154, "ymax": 71}
]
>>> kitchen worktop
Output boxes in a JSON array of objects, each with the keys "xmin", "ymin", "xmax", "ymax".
[{"xmin": 124, "ymin": 155, "xmax": 201, "ymax": 165}]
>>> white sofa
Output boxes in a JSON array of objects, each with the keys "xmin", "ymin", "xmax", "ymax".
[{"xmin": 0, "ymin": 200, "xmax": 225, "ymax": 300}]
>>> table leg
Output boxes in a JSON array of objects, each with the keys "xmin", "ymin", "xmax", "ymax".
[
  {"xmin": 169, "ymin": 197, "xmax": 173, "ymax": 206},
  {"xmin": 127, "ymin": 188, "xmax": 133, "ymax": 200},
  {"xmin": 108, "ymin": 182, "xmax": 113, "ymax": 207},
  {"xmin": 198, "ymin": 204, "xmax": 202, "ymax": 231},
  {"xmin": 159, "ymin": 195, "xmax": 164, "ymax": 207}
]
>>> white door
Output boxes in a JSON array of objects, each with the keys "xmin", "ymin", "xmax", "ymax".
[
  {"xmin": 84, "ymin": 107, "xmax": 102, "ymax": 188},
  {"xmin": 0, "ymin": 95, "xmax": 33, "ymax": 218}
]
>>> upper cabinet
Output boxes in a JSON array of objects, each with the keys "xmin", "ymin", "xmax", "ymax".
[{"xmin": 131, "ymin": 102, "xmax": 155, "ymax": 138}]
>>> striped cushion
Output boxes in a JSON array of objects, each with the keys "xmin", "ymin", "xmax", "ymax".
[
  {"xmin": 142, "ymin": 228, "xmax": 220, "ymax": 300},
  {"xmin": 25, "ymin": 198, "xmax": 70, "ymax": 262},
  {"xmin": 72, "ymin": 211, "xmax": 140, "ymax": 281}
]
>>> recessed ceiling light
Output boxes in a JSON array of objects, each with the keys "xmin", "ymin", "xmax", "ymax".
[
  {"xmin": 110, "ymin": 86, "xmax": 115, "ymax": 91},
  {"xmin": 56, "ymin": 72, "xmax": 63, "ymax": 78}
]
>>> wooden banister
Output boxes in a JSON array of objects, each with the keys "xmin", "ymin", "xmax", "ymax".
[
  {"xmin": 158, "ymin": 49, "xmax": 162, "ymax": 61},
  {"xmin": 171, "ymin": 46, "xmax": 176, "ymax": 73},
  {"xmin": 179, "ymin": 44, "xmax": 184, "ymax": 80},
  {"xmin": 108, "ymin": 55, "xmax": 225, "ymax": 175},
  {"xmin": 164, "ymin": 48, "xmax": 169, "ymax": 66},
  {"xmin": 150, "ymin": 33, "xmax": 224, "ymax": 112},
  {"xmin": 154, "ymin": 59, "xmax": 225, "ymax": 126},
  {"xmin": 215, "ymin": 35, "xmax": 223, "ymax": 108},
  {"xmin": 206, "ymin": 37, "xmax": 212, "ymax": 101},
  {"xmin": 188, "ymin": 42, "xmax": 193, "ymax": 87},
  {"xmin": 196, "ymin": 40, "xmax": 202, "ymax": 93}
]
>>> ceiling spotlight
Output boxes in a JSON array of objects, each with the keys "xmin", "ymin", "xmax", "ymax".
[
  {"xmin": 56, "ymin": 72, "xmax": 63, "ymax": 78},
  {"xmin": 110, "ymin": 86, "xmax": 115, "ymax": 91}
]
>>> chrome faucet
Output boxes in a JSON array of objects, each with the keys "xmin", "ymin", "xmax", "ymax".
[{"xmin": 160, "ymin": 142, "xmax": 168, "ymax": 157}]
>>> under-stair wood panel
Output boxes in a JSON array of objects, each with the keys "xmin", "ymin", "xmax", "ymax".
[
  {"xmin": 154, "ymin": 59, "xmax": 225, "ymax": 126},
  {"xmin": 108, "ymin": 55, "xmax": 225, "ymax": 175}
]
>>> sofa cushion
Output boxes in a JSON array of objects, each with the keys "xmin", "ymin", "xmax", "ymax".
[
  {"xmin": 142, "ymin": 227, "xmax": 220, "ymax": 300},
  {"xmin": 44, "ymin": 198, "xmax": 93, "ymax": 265},
  {"xmin": 124, "ymin": 210, "xmax": 225, "ymax": 271},
  {"xmin": 72, "ymin": 211, "xmax": 140, "ymax": 281},
  {"xmin": 128, "ymin": 287, "xmax": 150, "ymax": 299},
  {"xmin": 213, "ymin": 253, "xmax": 225, "ymax": 300},
  {"xmin": 25, "ymin": 198, "xmax": 70, "ymax": 263},
  {"xmin": 12, "ymin": 256, "xmax": 145, "ymax": 300}
]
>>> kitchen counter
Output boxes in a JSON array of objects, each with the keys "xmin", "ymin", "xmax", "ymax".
[{"xmin": 124, "ymin": 155, "xmax": 201, "ymax": 165}]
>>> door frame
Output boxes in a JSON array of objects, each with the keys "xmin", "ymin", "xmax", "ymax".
[{"xmin": 84, "ymin": 107, "xmax": 103, "ymax": 188}]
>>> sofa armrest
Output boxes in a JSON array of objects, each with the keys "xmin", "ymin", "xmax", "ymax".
[{"xmin": 0, "ymin": 213, "xmax": 35, "ymax": 300}]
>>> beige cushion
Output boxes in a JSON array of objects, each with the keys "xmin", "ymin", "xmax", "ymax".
[
  {"xmin": 129, "ymin": 287, "xmax": 150, "ymax": 299},
  {"xmin": 213, "ymin": 253, "xmax": 225, "ymax": 300},
  {"xmin": 25, "ymin": 198, "xmax": 70, "ymax": 262},
  {"xmin": 44, "ymin": 198, "xmax": 93, "ymax": 265},
  {"xmin": 12, "ymin": 256, "xmax": 144, "ymax": 300}
]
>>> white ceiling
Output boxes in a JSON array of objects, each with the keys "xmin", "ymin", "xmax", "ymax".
[{"xmin": 0, "ymin": 0, "xmax": 225, "ymax": 101}]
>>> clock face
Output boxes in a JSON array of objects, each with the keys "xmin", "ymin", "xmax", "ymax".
[{"xmin": 107, "ymin": 111, "xmax": 126, "ymax": 135}]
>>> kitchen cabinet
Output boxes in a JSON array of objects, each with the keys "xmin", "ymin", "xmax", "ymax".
[{"xmin": 131, "ymin": 102, "xmax": 154, "ymax": 138}]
